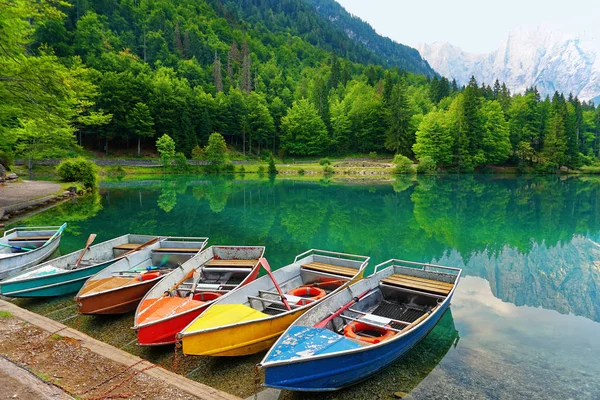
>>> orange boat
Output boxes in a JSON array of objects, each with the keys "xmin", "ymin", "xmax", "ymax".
[
  {"xmin": 75, "ymin": 237, "xmax": 208, "ymax": 315},
  {"xmin": 133, "ymin": 246, "xmax": 265, "ymax": 346}
]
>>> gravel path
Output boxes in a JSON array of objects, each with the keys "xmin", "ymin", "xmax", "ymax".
[{"xmin": 0, "ymin": 181, "xmax": 61, "ymax": 208}]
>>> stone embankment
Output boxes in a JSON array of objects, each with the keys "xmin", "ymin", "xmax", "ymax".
[{"xmin": 0, "ymin": 176, "xmax": 77, "ymax": 225}]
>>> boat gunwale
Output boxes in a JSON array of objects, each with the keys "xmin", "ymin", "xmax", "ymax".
[
  {"xmin": 258, "ymin": 262, "xmax": 461, "ymax": 368},
  {"xmin": 177, "ymin": 250, "xmax": 370, "ymax": 338},
  {"xmin": 0, "ymin": 225, "xmax": 64, "ymax": 261},
  {"xmin": 133, "ymin": 246, "xmax": 265, "ymax": 329},
  {"xmin": 0, "ymin": 234, "xmax": 140, "ymax": 286},
  {"xmin": 76, "ymin": 236, "xmax": 209, "ymax": 300},
  {"xmin": 0, "ymin": 275, "xmax": 92, "ymax": 296}
]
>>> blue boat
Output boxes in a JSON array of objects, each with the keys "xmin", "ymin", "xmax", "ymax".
[
  {"xmin": 0, "ymin": 234, "xmax": 160, "ymax": 297},
  {"xmin": 259, "ymin": 259, "xmax": 462, "ymax": 391}
]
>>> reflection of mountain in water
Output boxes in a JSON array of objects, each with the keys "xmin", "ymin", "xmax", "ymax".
[
  {"xmin": 436, "ymin": 237, "xmax": 600, "ymax": 322},
  {"xmin": 27, "ymin": 175, "xmax": 600, "ymax": 323},
  {"xmin": 283, "ymin": 309, "xmax": 459, "ymax": 400}
]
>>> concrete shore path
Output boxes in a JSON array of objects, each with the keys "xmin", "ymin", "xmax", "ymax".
[
  {"xmin": 0, "ymin": 180, "xmax": 62, "ymax": 209},
  {"xmin": 0, "ymin": 299, "xmax": 240, "ymax": 400}
]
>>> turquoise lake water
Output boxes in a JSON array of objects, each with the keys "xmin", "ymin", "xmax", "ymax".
[{"xmin": 12, "ymin": 175, "xmax": 600, "ymax": 399}]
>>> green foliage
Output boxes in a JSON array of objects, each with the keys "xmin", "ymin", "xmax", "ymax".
[
  {"xmin": 191, "ymin": 145, "xmax": 205, "ymax": 160},
  {"xmin": 416, "ymin": 156, "xmax": 437, "ymax": 174},
  {"xmin": 156, "ymin": 134, "xmax": 176, "ymax": 171},
  {"xmin": 368, "ymin": 152, "xmax": 377, "ymax": 159},
  {"xmin": 268, "ymin": 157, "xmax": 278, "ymax": 174},
  {"xmin": 223, "ymin": 162, "xmax": 235, "ymax": 173},
  {"xmin": 174, "ymin": 152, "xmax": 190, "ymax": 173},
  {"xmin": 413, "ymin": 110, "xmax": 453, "ymax": 167},
  {"xmin": 56, "ymin": 157, "xmax": 99, "ymax": 189},
  {"xmin": 320, "ymin": 158, "xmax": 331, "ymax": 166},
  {"xmin": 106, "ymin": 165, "xmax": 126, "ymax": 177},
  {"xmin": 257, "ymin": 165, "xmax": 265, "ymax": 175},
  {"xmin": 323, "ymin": 165, "xmax": 335, "ymax": 175},
  {"xmin": 281, "ymin": 99, "xmax": 329, "ymax": 156},
  {"xmin": 393, "ymin": 155, "xmax": 414, "ymax": 174},
  {"xmin": 0, "ymin": 311, "xmax": 12, "ymax": 319},
  {"xmin": 204, "ymin": 132, "xmax": 228, "ymax": 172},
  {"xmin": 238, "ymin": 165, "xmax": 246, "ymax": 175},
  {"xmin": 298, "ymin": 168, "xmax": 305, "ymax": 175}
]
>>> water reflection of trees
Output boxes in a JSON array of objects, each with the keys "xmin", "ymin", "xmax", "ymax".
[{"xmin": 38, "ymin": 175, "xmax": 600, "ymax": 321}]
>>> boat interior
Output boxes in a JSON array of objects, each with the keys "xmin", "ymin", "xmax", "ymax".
[
  {"xmin": 0, "ymin": 227, "xmax": 59, "ymax": 255},
  {"xmin": 173, "ymin": 258, "xmax": 259, "ymax": 300},
  {"xmin": 324, "ymin": 269, "xmax": 457, "ymax": 346},
  {"xmin": 80, "ymin": 237, "xmax": 208, "ymax": 296},
  {"xmin": 247, "ymin": 260, "xmax": 360, "ymax": 316}
]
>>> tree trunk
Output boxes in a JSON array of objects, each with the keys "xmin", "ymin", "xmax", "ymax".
[
  {"xmin": 105, "ymin": 137, "xmax": 108, "ymax": 155},
  {"xmin": 243, "ymin": 132, "xmax": 246, "ymax": 156},
  {"xmin": 138, "ymin": 138, "xmax": 141, "ymax": 156}
]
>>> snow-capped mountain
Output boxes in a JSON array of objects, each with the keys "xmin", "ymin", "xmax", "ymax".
[{"xmin": 418, "ymin": 26, "xmax": 600, "ymax": 103}]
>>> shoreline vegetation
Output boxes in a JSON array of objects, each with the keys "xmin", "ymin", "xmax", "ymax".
[{"xmin": 4, "ymin": 1, "xmax": 600, "ymax": 181}]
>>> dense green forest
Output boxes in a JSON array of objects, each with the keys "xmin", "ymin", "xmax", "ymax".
[{"xmin": 2, "ymin": 0, "xmax": 600, "ymax": 171}]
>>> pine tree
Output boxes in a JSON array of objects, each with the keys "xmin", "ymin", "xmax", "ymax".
[
  {"xmin": 227, "ymin": 40, "xmax": 239, "ymax": 82},
  {"xmin": 213, "ymin": 52, "xmax": 223, "ymax": 93},
  {"xmin": 241, "ymin": 40, "xmax": 252, "ymax": 93},
  {"xmin": 330, "ymin": 53, "xmax": 340, "ymax": 89},
  {"xmin": 493, "ymin": 80, "xmax": 501, "ymax": 99},
  {"xmin": 385, "ymin": 79, "xmax": 413, "ymax": 155},
  {"xmin": 173, "ymin": 24, "xmax": 183, "ymax": 54},
  {"xmin": 183, "ymin": 30, "xmax": 191, "ymax": 59}
]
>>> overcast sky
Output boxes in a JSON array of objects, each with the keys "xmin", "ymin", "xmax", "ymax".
[{"xmin": 336, "ymin": 0, "xmax": 600, "ymax": 53}]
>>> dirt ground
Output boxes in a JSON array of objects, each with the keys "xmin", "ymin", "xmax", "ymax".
[
  {"xmin": 0, "ymin": 316, "xmax": 200, "ymax": 400},
  {"xmin": 0, "ymin": 181, "xmax": 61, "ymax": 208},
  {"xmin": 0, "ymin": 356, "xmax": 72, "ymax": 399}
]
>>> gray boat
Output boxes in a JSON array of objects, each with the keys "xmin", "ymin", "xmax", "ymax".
[{"xmin": 0, "ymin": 224, "xmax": 66, "ymax": 280}]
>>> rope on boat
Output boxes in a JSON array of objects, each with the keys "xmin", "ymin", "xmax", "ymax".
[
  {"xmin": 253, "ymin": 364, "xmax": 261, "ymax": 400},
  {"xmin": 173, "ymin": 339, "xmax": 182, "ymax": 374}
]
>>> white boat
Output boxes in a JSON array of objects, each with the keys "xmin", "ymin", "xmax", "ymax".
[{"xmin": 0, "ymin": 224, "xmax": 66, "ymax": 280}]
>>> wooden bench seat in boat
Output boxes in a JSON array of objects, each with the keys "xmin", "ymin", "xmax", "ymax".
[
  {"xmin": 113, "ymin": 243, "xmax": 142, "ymax": 251},
  {"xmin": 204, "ymin": 259, "xmax": 257, "ymax": 268},
  {"xmin": 9, "ymin": 236, "xmax": 52, "ymax": 242},
  {"xmin": 381, "ymin": 274, "xmax": 453, "ymax": 296},
  {"xmin": 152, "ymin": 248, "xmax": 201, "ymax": 253},
  {"xmin": 301, "ymin": 262, "xmax": 357, "ymax": 278}
]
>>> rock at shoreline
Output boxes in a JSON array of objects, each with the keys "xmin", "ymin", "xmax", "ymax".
[{"xmin": 6, "ymin": 173, "xmax": 18, "ymax": 180}]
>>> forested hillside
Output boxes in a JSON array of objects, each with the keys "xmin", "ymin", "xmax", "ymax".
[
  {"xmin": 304, "ymin": 0, "xmax": 434, "ymax": 76},
  {"xmin": 2, "ymin": 0, "xmax": 600, "ymax": 172}
]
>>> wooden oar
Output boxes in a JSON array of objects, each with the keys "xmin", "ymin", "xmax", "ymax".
[
  {"xmin": 73, "ymin": 234, "xmax": 97, "ymax": 267},
  {"xmin": 164, "ymin": 267, "xmax": 196, "ymax": 295},
  {"xmin": 122, "ymin": 237, "xmax": 160, "ymax": 257},
  {"xmin": 314, "ymin": 288, "xmax": 372, "ymax": 329},
  {"xmin": 259, "ymin": 257, "xmax": 291, "ymax": 311},
  {"xmin": 0, "ymin": 242, "xmax": 34, "ymax": 252}
]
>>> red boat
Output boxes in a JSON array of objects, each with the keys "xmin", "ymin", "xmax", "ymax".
[{"xmin": 133, "ymin": 246, "xmax": 265, "ymax": 346}]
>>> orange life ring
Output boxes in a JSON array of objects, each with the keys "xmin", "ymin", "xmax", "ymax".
[
  {"xmin": 343, "ymin": 321, "xmax": 396, "ymax": 344},
  {"xmin": 134, "ymin": 271, "xmax": 161, "ymax": 282},
  {"xmin": 287, "ymin": 286, "xmax": 326, "ymax": 302},
  {"xmin": 192, "ymin": 292, "xmax": 222, "ymax": 302}
]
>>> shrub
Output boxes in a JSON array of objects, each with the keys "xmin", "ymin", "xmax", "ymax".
[
  {"xmin": 260, "ymin": 150, "xmax": 273, "ymax": 161},
  {"xmin": 56, "ymin": 157, "xmax": 99, "ymax": 189},
  {"xmin": 191, "ymin": 145, "xmax": 205, "ymax": 160},
  {"xmin": 368, "ymin": 151, "xmax": 377, "ymax": 159},
  {"xmin": 319, "ymin": 158, "xmax": 331, "ymax": 166},
  {"xmin": 297, "ymin": 168, "xmax": 305, "ymax": 175},
  {"xmin": 257, "ymin": 165, "xmax": 265, "ymax": 175},
  {"xmin": 107, "ymin": 165, "xmax": 126, "ymax": 177},
  {"xmin": 393, "ymin": 154, "xmax": 414, "ymax": 174},
  {"xmin": 268, "ymin": 156, "xmax": 277, "ymax": 174},
  {"xmin": 156, "ymin": 134, "xmax": 175, "ymax": 172},
  {"xmin": 174, "ymin": 152, "xmax": 189, "ymax": 173},
  {"xmin": 238, "ymin": 165, "xmax": 246, "ymax": 174},
  {"xmin": 205, "ymin": 132, "xmax": 228, "ymax": 172},
  {"xmin": 416, "ymin": 156, "xmax": 437, "ymax": 174},
  {"xmin": 223, "ymin": 162, "xmax": 235, "ymax": 173},
  {"xmin": 323, "ymin": 165, "xmax": 335, "ymax": 175}
]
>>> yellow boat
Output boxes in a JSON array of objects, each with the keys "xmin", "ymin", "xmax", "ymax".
[{"xmin": 177, "ymin": 249, "xmax": 369, "ymax": 356}]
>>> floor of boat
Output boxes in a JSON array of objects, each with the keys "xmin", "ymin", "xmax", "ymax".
[{"xmin": 370, "ymin": 300, "xmax": 430, "ymax": 330}]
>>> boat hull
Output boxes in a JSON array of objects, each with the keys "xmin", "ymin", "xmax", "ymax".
[
  {"xmin": 263, "ymin": 301, "xmax": 450, "ymax": 391},
  {"xmin": 76, "ymin": 279, "xmax": 162, "ymax": 315},
  {"xmin": 137, "ymin": 304, "xmax": 211, "ymax": 346},
  {"xmin": 0, "ymin": 260, "xmax": 115, "ymax": 297},
  {"xmin": 181, "ymin": 308, "xmax": 307, "ymax": 356},
  {"xmin": 0, "ymin": 238, "xmax": 61, "ymax": 281}
]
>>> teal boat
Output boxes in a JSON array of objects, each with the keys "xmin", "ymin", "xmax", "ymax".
[{"xmin": 0, "ymin": 234, "xmax": 160, "ymax": 297}]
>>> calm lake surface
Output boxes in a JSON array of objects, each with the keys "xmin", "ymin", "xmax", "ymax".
[{"xmin": 12, "ymin": 175, "xmax": 600, "ymax": 399}]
